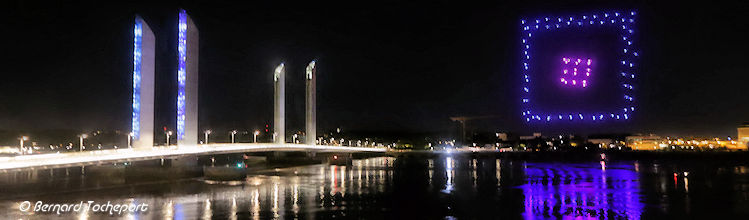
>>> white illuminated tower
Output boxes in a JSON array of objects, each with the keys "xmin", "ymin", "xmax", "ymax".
[
  {"xmin": 132, "ymin": 16, "xmax": 155, "ymax": 148},
  {"xmin": 177, "ymin": 9, "xmax": 199, "ymax": 146},
  {"xmin": 273, "ymin": 63, "xmax": 285, "ymax": 144},
  {"xmin": 305, "ymin": 61, "xmax": 316, "ymax": 145}
]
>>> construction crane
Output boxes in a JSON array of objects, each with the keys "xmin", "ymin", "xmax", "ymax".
[{"xmin": 450, "ymin": 115, "xmax": 500, "ymax": 146}]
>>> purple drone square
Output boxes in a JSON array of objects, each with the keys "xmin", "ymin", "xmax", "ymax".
[{"xmin": 520, "ymin": 10, "xmax": 638, "ymax": 123}]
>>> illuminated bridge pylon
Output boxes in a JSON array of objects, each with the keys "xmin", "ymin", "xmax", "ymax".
[{"xmin": 132, "ymin": 16, "xmax": 155, "ymax": 148}]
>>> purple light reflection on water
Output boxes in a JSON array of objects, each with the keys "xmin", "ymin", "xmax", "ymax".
[{"xmin": 519, "ymin": 162, "xmax": 643, "ymax": 219}]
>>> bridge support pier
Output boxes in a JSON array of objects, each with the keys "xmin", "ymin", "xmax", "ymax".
[
  {"xmin": 270, "ymin": 151, "xmax": 289, "ymax": 160},
  {"xmin": 323, "ymin": 153, "xmax": 352, "ymax": 165},
  {"xmin": 204, "ymin": 166, "xmax": 246, "ymax": 181},
  {"xmin": 267, "ymin": 151, "xmax": 322, "ymax": 165},
  {"xmin": 86, "ymin": 165, "xmax": 126, "ymax": 185},
  {"xmin": 124, "ymin": 156, "xmax": 201, "ymax": 180},
  {"xmin": 171, "ymin": 156, "xmax": 200, "ymax": 176},
  {"xmin": 306, "ymin": 151, "xmax": 316, "ymax": 158}
]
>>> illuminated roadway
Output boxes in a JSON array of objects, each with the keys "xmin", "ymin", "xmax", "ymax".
[{"xmin": 0, "ymin": 144, "xmax": 387, "ymax": 172}]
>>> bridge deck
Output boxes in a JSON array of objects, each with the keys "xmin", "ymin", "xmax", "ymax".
[{"xmin": 0, "ymin": 143, "xmax": 386, "ymax": 172}]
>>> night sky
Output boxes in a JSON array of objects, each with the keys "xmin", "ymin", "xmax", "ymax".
[{"xmin": 0, "ymin": 0, "xmax": 747, "ymax": 138}]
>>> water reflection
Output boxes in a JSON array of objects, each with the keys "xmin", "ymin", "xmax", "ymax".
[
  {"xmin": 443, "ymin": 157, "xmax": 455, "ymax": 193},
  {"xmin": 250, "ymin": 188, "xmax": 259, "ymax": 220},
  {"xmin": 496, "ymin": 159, "xmax": 502, "ymax": 187},
  {"xmin": 0, "ymin": 157, "xmax": 396, "ymax": 219},
  {"xmin": 202, "ymin": 199, "xmax": 211, "ymax": 220},
  {"xmin": 520, "ymin": 162, "xmax": 644, "ymax": 219},
  {"xmin": 2, "ymin": 156, "xmax": 749, "ymax": 219}
]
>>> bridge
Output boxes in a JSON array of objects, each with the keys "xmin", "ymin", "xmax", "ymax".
[
  {"xmin": 4, "ymin": 10, "xmax": 382, "ymax": 174},
  {"xmin": 0, "ymin": 144, "xmax": 386, "ymax": 172}
]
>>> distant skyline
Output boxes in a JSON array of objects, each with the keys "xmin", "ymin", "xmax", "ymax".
[{"xmin": 0, "ymin": 0, "xmax": 747, "ymax": 138}]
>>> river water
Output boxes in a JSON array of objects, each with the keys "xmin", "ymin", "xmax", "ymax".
[{"xmin": 1, "ymin": 155, "xmax": 748, "ymax": 219}]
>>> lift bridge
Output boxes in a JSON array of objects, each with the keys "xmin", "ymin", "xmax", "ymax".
[{"xmin": 1, "ymin": 11, "xmax": 387, "ymax": 172}]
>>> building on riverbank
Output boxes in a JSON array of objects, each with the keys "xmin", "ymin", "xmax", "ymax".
[
  {"xmin": 626, "ymin": 134, "xmax": 663, "ymax": 150},
  {"xmin": 739, "ymin": 123, "xmax": 749, "ymax": 149},
  {"xmin": 626, "ymin": 134, "xmax": 746, "ymax": 151}
]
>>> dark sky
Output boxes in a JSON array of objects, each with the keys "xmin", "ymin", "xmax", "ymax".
[{"xmin": 0, "ymin": 0, "xmax": 747, "ymax": 138}]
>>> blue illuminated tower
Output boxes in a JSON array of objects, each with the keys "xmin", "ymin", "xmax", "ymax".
[
  {"xmin": 132, "ymin": 16, "xmax": 155, "ymax": 148},
  {"xmin": 177, "ymin": 9, "xmax": 199, "ymax": 146}
]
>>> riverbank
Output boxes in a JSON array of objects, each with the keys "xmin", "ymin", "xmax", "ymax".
[{"xmin": 388, "ymin": 149, "xmax": 749, "ymax": 162}]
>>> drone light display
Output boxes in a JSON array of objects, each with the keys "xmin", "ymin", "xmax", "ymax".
[
  {"xmin": 520, "ymin": 10, "xmax": 638, "ymax": 122},
  {"xmin": 560, "ymin": 57, "xmax": 592, "ymax": 88}
]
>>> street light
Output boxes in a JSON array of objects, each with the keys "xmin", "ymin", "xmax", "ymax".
[
  {"xmin": 79, "ymin": 134, "xmax": 88, "ymax": 152},
  {"xmin": 165, "ymin": 131, "xmax": 173, "ymax": 146},
  {"xmin": 204, "ymin": 130, "xmax": 212, "ymax": 144},
  {"xmin": 253, "ymin": 130, "xmax": 260, "ymax": 143},
  {"xmin": 230, "ymin": 130, "xmax": 238, "ymax": 143},
  {"xmin": 128, "ymin": 132, "xmax": 134, "ymax": 148},
  {"xmin": 19, "ymin": 136, "xmax": 28, "ymax": 155}
]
